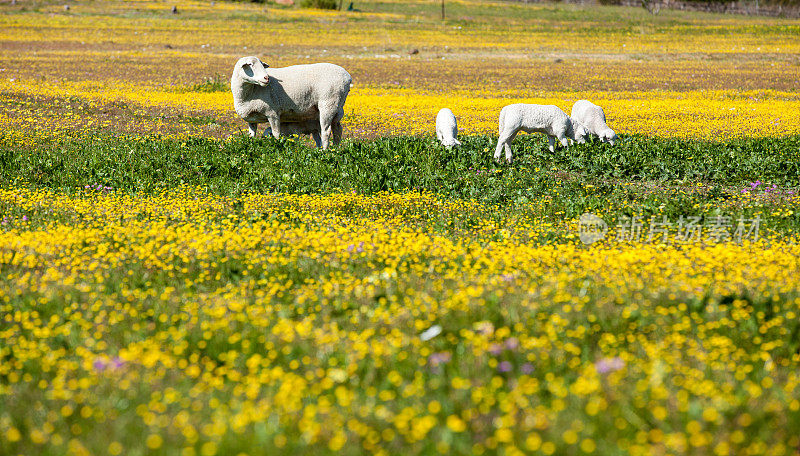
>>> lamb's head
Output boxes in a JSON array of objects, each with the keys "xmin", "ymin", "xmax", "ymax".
[
  {"xmin": 600, "ymin": 128, "xmax": 618, "ymax": 146},
  {"xmin": 570, "ymin": 120, "xmax": 589, "ymax": 144},
  {"xmin": 233, "ymin": 56, "xmax": 270, "ymax": 87},
  {"xmin": 442, "ymin": 138, "xmax": 461, "ymax": 148}
]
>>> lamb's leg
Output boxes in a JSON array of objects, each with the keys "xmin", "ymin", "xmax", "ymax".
[
  {"xmin": 311, "ymin": 131, "xmax": 322, "ymax": 148},
  {"xmin": 494, "ymin": 137, "xmax": 507, "ymax": 162},
  {"xmin": 504, "ymin": 131, "xmax": 518, "ymax": 163},
  {"xmin": 547, "ymin": 136, "xmax": 556, "ymax": 153},
  {"xmin": 495, "ymin": 128, "xmax": 516, "ymax": 163},
  {"xmin": 558, "ymin": 135, "xmax": 569, "ymax": 149},
  {"xmin": 248, "ymin": 122, "xmax": 258, "ymax": 138},
  {"xmin": 504, "ymin": 142, "xmax": 513, "ymax": 163},
  {"xmin": 267, "ymin": 116, "xmax": 281, "ymax": 139}
]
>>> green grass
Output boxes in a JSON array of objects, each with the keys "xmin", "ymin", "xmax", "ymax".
[
  {"xmin": 2, "ymin": 133, "xmax": 799, "ymax": 236},
  {"xmin": 4, "ymin": 134, "xmax": 799, "ymax": 194}
]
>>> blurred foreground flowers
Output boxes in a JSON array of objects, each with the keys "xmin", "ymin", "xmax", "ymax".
[{"xmin": 1, "ymin": 187, "xmax": 799, "ymax": 455}]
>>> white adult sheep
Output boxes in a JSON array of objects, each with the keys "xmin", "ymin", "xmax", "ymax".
[
  {"xmin": 231, "ymin": 56, "xmax": 351, "ymax": 149},
  {"xmin": 494, "ymin": 104, "xmax": 587, "ymax": 163},
  {"xmin": 571, "ymin": 100, "xmax": 618, "ymax": 145},
  {"xmin": 435, "ymin": 108, "xmax": 461, "ymax": 147},
  {"xmin": 264, "ymin": 107, "xmax": 345, "ymax": 147}
]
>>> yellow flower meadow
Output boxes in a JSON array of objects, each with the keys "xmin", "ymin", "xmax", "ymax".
[
  {"xmin": 1, "ymin": 187, "xmax": 800, "ymax": 454},
  {"xmin": 2, "ymin": 0, "xmax": 800, "ymax": 454}
]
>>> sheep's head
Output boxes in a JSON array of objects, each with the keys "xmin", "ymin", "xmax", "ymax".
[
  {"xmin": 234, "ymin": 56, "xmax": 270, "ymax": 87},
  {"xmin": 442, "ymin": 138, "xmax": 461, "ymax": 148},
  {"xmin": 601, "ymin": 129, "xmax": 618, "ymax": 146},
  {"xmin": 571, "ymin": 121, "xmax": 589, "ymax": 144}
]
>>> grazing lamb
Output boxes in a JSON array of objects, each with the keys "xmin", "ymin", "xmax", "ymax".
[
  {"xmin": 264, "ymin": 108, "xmax": 345, "ymax": 147},
  {"xmin": 571, "ymin": 100, "xmax": 618, "ymax": 145},
  {"xmin": 435, "ymin": 108, "xmax": 461, "ymax": 147},
  {"xmin": 494, "ymin": 104, "xmax": 587, "ymax": 163},
  {"xmin": 231, "ymin": 56, "xmax": 351, "ymax": 149}
]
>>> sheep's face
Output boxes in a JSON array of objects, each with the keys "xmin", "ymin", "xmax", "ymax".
[
  {"xmin": 235, "ymin": 56, "xmax": 270, "ymax": 87},
  {"xmin": 441, "ymin": 138, "xmax": 461, "ymax": 148},
  {"xmin": 602, "ymin": 130, "xmax": 618, "ymax": 146},
  {"xmin": 572, "ymin": 123, "xmax": 589, "ymax": 144}
]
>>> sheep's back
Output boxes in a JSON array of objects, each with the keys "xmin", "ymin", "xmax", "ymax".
[
  {"xmin": 519, "ymin": 104, "xmax": 569, "ymax": 129},
  {"xmin": 268, "ymin": 63, "xmax": 351, "ymax": 102},
  {"xmin": 436, "ymin": 108, "xmax": 457, "ymax": 134}
]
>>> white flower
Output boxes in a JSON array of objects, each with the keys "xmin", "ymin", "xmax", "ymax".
[{"xmin": 419, "ymin": 325, "xmax": 442, "ymax": 341}]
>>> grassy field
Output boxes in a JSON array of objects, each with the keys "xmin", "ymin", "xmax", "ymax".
[{"xmin": 2, "ymin": 0, "xmax": 800, "ymax": 455}]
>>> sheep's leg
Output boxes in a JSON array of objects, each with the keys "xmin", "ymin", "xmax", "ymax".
[
  {"xmin": 558, "ymin": 135, "xmax": 569, "ymax": 149},
  {"xmin": 504, "ymin": 142, "xmax": 513, "ymax": 163},
  {"xmin": 495, "ymin": 129, "xmax": 516, "ymax": 162},
  {"xmin": 547, "ymin": 136, "xmax": 556, "ymax": 153},
  {"xmin": 331, "ymin": 122, "xmax": 343, "ymax": 146},
  {"xmin": 319, "ymin": 107, "xmax": 337, "ymax": 150},
  {"xmin": 248, "ymin": 122, "xmax": 258, "ymax": 138},
  {"xmin": 494, "ymin": 137, "xmax": 507, "ymax": 161},
  {"xmin": 267, "ymin": 116, "xmax": 281, "ymax": 139},
  {"xmin": 311, "ymin": 131, "xmax": 322, "ymax": 148}
]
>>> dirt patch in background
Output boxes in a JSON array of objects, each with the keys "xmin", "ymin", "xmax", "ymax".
[{"xmin": 2, "ymin": 48, "xmax": 799, "ymax": 92}]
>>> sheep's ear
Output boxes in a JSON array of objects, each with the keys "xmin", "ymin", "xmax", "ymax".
[
  {"xmin": 259, "ymin": 60, "xmax": 269, "ymax": 68},
  {"xmin": 240, "ymin": 61, "xmax": 251, "ymax": 68}
]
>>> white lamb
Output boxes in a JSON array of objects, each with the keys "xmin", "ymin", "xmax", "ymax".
[
  {"xmin": 571, "ymin": 100, "xmax": 618, "ymax": 145},
  {"xmin": 494, "ymin": 104, "xmax": 587, "ymax": 163},
  {"xmin": 435, "ymin": 108, "xmax": 461, "ymax": 147},
  {"xmin": 264, "ymin": 108, "xmax": 345, "ymax": 147},
  {"xmin": 231, "ymin": 56, "xmax": 351, "ymax": 149}
]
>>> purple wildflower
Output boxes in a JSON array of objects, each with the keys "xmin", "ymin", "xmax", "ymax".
[
  {"xmin": 497, "ymin": 361, "xmax": 512, "ymax": 373},
  {"xmin": 488, "ymin": 343, "xmax": 504, "ymax": 356},
  {"xmin": 93, "ymin": 356, "xmax": 125, "ymax": 372},
  {"xmin": 504, "ymin": 337, "xmax": 519, "ymax": 351},
  {"xmin": 347, "ymin": 242, "xmax": 365, "ymax": 253},
  {"xmin": 21, "ymin": 215, "xmax": 28, "ymax": 222},
  {"xmin": 93, "ymin": 359, "xmax": 108, "ymax": 372},
  {"xmin": 428, "ymin": 352, "xmax": 452, "ymax": 367},
  {"xmin": 521, "ymin": 363, "xmax": 534, "ymax": 375},
  {"xmin": 595, "ymin": 357, "xmax": 625, "ymax": 374}
]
